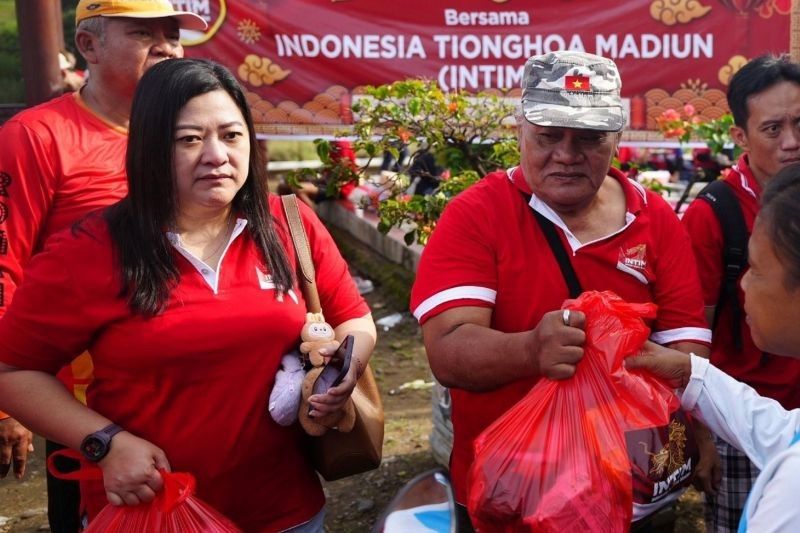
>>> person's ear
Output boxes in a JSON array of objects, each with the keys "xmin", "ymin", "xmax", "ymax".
[
  {"xmin": 75, "ymin": 30, "xmax": 100, "ymax": 64},
  {"xmin": 730, "ymin": 124, "xmax": 748, "ymax": 152}
]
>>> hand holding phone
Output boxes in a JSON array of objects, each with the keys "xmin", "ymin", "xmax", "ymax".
[{"xmin": 311, "ymin": 334, "xmax": 354, "ymax": 397}]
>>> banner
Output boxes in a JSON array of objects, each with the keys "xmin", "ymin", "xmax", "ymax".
[{"xmin": 178, "ymin": 0, "xmax": 793, "ymax": 138}]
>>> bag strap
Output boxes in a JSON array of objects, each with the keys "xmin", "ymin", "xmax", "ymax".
[
  {"xmin": 281, "ymin": 194, "xmax": 322, "ymax": 314},
  {"xmin": 696, "ymin": 180, "xmax": 748, "ymax": 351},
  {"xmin": 524, "ymin": 194, "xmax": 583, "ymax": 298}
]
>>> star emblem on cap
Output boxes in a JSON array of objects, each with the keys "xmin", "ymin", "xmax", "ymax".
[{"xmin": 565, "ymin": 75, "xmax": 591, "ymax": 92}]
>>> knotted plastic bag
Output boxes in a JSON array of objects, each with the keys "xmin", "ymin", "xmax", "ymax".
[
  {"xmin": 467, "ymin": 290, "xmax": 681, "ymax": 532},
  {"xmin": 87, "ymin": 471, "xmax": 241, "ymax": 532},
  {"xmin": 48, "ymin": 449, "xmax": 241, "ymax": 532}
]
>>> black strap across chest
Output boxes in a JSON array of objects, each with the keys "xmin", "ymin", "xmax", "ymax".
[
  {"xmin": 696, "ymin": 179, "xmax": 748, "ymax": 351},
  {"xmin": 523, "ymin": 193, "xmax": 583, "ymax": 299}
]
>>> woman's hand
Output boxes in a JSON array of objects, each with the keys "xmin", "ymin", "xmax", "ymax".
[
  {"xmin": 625, "ymin": 341, "xmax": 693, "ymax": 388},
  {"xmin": 99, "ymin": 432, "xmax": 171, "ymax": 506},
  {"xmin": 307, "ymin": 356, "xmax": 359, "ymax": 418},
  {"xmin": 307, "ymin": 316, "xmax": 376, "ymax": 418}
]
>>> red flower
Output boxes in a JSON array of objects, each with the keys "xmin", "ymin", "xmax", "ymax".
[{"xmin": 397, "ymin": 128, "xmax": 411, "ymax": 143}]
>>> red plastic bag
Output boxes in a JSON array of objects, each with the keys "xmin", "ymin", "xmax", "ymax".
[
  {"xmin": 467, "ymin": 291, "xmax": 681, "ymax": 532},
  {"xmin": 48, "ymin": 449, "xmax": 241, "ymax": 532}
]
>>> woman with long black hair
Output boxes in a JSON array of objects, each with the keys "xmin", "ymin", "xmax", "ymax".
[{"xmin": 0, "ymin": 59, "xmax": 376, "ymax": 532}]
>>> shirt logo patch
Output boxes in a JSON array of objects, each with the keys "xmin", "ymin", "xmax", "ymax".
[
  {"xmin": 256, "ymin": 268, "xmax": 274, "ymax": 290},
  {"xmin": 255, "ymin": 268, "xmax": 298, "ymax": 303},
  {"xmin": 620, "ymin": 244, "xmax": 647, "ymax": 270},
  {"xmin": 617, "ymin": 244, "xmax": 649, "ymax": 284}
]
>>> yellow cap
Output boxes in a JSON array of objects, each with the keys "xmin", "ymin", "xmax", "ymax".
[{"xmin": 75, "ymin": 0, "xmax": 208, "ymax": 31}]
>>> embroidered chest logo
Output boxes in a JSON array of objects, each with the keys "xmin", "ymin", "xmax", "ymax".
[
  {"xmin": 617, "ymin": 244, "xmax": 650, "ymax": 284},
  {"xmin": 255, "ymin": 267, "xmax": 298, "ymax": 303},
  {"xmin": 621, "ymin": 244, "xmax": 647, "ymax": 270},
  {"xmin": 256, "ymin": 268, "xmax": 274, "ymax": 290}
]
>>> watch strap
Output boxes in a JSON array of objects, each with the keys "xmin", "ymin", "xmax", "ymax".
[{"xmin": 99, "ymin": 423, "xmax": 124, "ymax": 439}]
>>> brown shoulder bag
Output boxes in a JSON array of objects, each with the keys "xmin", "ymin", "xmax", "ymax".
[{"xmin": 281, "ymin": 194, "xmax": 384, "ymax": 481}]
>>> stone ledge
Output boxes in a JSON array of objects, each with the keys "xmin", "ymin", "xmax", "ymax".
[{"xmin": 316, "ymin": 200, "xmax": 422, "ymax": 273}]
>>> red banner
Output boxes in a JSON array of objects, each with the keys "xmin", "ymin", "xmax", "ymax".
[{"xmin": 178, "ymin": 0, "xmax": 792, "ymax": 137}]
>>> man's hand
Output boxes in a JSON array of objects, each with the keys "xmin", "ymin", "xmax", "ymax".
[
  {"xmin": 691, "ymin": 423, "xmax": 722, "ymax": 496},
  {"xmin": 526, "ymin": 308, "xmax": 586, "ymax": 380},
  {"xmin": 99, "ymin": 431, "xmax": 170, "ymax": 506},
  {"xmin": 0, "ymin": 417, "xmax": 34, "ymax": 479}
]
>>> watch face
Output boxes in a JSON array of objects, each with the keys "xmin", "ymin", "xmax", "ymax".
[{"xmin": 81, "ymin": 436, "xmax": 106, "ymax": 461}]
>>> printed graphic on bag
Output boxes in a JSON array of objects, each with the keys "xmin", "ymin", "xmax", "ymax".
[{"xmin": 626, "ymin": 409, "xmax": 699, "ymax": 507}]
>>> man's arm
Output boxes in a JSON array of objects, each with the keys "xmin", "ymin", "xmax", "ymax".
[
  {"xmin": 703, "ymin": 307, "xmax": 715, "ymax": 330},
  {"xmin": 0, "ymin": 120, "xmax": 59, "ymax": 479},
  {"xmin": 681, "ymin": 197, "xmax": 725, "ymax": 338},
  {"xmin": 421, "ymin": 306, "xmax": 586, "ymax": 392}
]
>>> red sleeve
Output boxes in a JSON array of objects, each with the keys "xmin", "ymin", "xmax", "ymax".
[
  {"xmin": 681, "ymin": 197, "xmax": 724, "ymax": 306},
  {"xmin": 0, "ymin": 120, "xmax": 59, "ymax": 317},
  {"xmin": 647, "ymin": 194, "xmax": 711, "ymax": 345},
  {"xmin": 297, "ymin": 200, "xmax": 369, "ymax": 326},
  {"xmin": 410, "ymin": 191, "xmax": 497, "ymax": 324}
]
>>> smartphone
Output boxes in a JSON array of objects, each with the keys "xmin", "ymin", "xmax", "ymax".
[{"xmin": 311, "ymin": 334, "xmax": 353, "ymax": 397}]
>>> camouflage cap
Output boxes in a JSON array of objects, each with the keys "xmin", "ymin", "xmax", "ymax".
[{"xmin": 521, "ymin": 51, "xmax": 625, "ymax": 132}]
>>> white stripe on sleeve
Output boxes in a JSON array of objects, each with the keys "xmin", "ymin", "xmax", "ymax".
[
  {"xmin": 412, "ymin": 286, "xmax": 497, "ymax": 321},
  {"xmin": 650, "ymin": 326, "xmax": 712, "ymax": 346}
]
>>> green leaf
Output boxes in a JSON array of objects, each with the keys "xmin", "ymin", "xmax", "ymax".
[
  {"xmin": 408, "ymin": 97, "xmax": 421, "ymax": 116},
  {"xmin": 315, "ymin": 140, "xmax": 331, "ymax": 162}
]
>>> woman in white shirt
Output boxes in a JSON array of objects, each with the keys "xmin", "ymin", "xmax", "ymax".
[{"xmin": 627, "ymin": 162, "xmax": 800, "ymax": 532}]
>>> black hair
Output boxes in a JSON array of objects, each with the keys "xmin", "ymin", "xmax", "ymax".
[
  {"xmin": 760, "ymin": 162, "xmax": 800, "ymax": 289},
  {"xmin": 105, "ymin": 58, "xmax": 293, "ymax": 316},
  {"xmin": 727, "ymin": 54, "xmax": 800, "ymax": 129}
]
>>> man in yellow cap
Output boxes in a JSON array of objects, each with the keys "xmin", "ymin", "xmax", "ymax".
[{"xmin": 0, "ymin": 1, "xmax": 205, "ymax": 531}]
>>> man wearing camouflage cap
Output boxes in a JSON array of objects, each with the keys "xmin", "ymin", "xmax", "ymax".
[{"xmin": 411, "ymin": 51, "xmax": 716, "ymax": 530}]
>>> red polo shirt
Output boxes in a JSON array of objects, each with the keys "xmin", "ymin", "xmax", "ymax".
[
  {"xmin": 0, "ymin": 196, "xmax": 369, "ymax": 531},
  {"xmin": 411, "ymin": 167, "xmax": 710, "ymax": 504},
  {"xmin": 682, "ymin": 155, "xmax": 800, "ymax": 409}
]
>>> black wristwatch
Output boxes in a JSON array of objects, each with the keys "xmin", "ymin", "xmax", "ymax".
[{"xmin": 80, "ymin": 424, "xmax": 123, "ymax": 462}]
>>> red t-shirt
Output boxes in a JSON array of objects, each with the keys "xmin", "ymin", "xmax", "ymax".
[
  {"xmin": 0, "ymin": 92, "xmax": 128, "ymax": 409},
  {"xmin": 0, "ymin": 197, "xmax": 369, "ymax": 531},
  {"xmin": 682, "ymin": 154, "xmax": 800, "ymax": 409},
  {"xmin": 0, "ymin": 91, "xmax": 128, "ymax": 312},
  {"xmin": 410, "ymin": 167, "xmax": 710, "ymax": 504}
]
